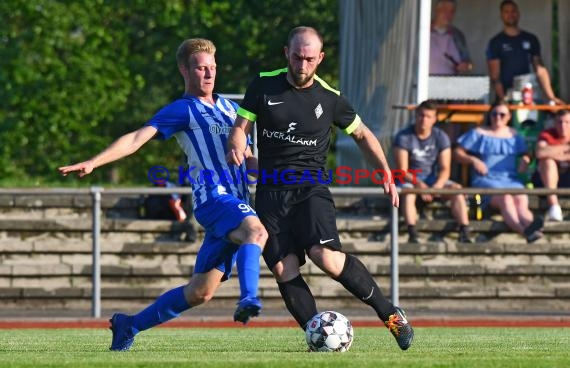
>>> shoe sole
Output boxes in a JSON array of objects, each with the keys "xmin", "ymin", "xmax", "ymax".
[
  {"xmin": 400, "ymin": 332, "xmax": 414, "ymax": 350},
  {"xmin": 391, "ymin": 308, "xmax": 414, "ymax": 351},
  {"xmin": 233, "ymin": 305, "xmax": 261, "ymax": 324}
]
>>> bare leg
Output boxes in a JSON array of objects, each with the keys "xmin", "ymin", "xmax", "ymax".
[
  {"xmin": 183, "ymin": 269, "xmax": 224, "ymax": 306},
  {"xmin": 539, "ymin": 158, "xmax": 560, "ymax": 206},
  {"xmin": 491, "ymin": 194, "xmax": 525, "ymax": 235},
  {"xmin": 402, "ymin": 193, "xmax": 418, "ymax": 226},
  {"xmin": 513, "ymin": 194, "xmax": 533, "ymax": 229}
]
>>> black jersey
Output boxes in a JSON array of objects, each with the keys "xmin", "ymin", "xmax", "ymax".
[
  {"xmin": 238, "ymin": 68, "xmax": 361, "ymax": 188},
  {"xmin": 487, "ymin": 30, "xmax": 540, "ymax": 90}
]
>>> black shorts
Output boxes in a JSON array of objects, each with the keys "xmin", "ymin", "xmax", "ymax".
[{"xmin": 254, "ymin": 185, "xmax": 341, "ymax": 269}]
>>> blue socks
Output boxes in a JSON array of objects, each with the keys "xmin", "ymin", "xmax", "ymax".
[
  {"xmin": 236, "ymin": 243, "xmax": 262, "ymax": 300},
  {"xmin": 131, "ymin": 285, "xmax": 190, "ymax": 334},
  {"xmin": 129, "ymin": 244, "xmax": 260, "ymax": 334}
]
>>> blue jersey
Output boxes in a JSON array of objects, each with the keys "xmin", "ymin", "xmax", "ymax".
[{"xmin": 146, "ymin": 94, "xmax": 250, "ymax": 209}]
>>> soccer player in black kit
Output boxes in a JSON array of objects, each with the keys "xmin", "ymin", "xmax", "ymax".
[{"xmin": 227, "ymin": 26, "xmax": 414, "ymax": 350}]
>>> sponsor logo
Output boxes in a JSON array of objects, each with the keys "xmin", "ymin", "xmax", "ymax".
[
  {"xmin": 268, "ymin": 100, "xmax": 284, "ymax": 106},
  {"xmin": 209, "ymin": 123, "xmax": 232, "ymax": 135},
  {"xmin": 319, "ymin": 238, "xmax": 334, "ymax": 244},
  {"xmin": 286, "ymin": 122, "xmax": 297, "ymax": 133},
  {"xmin": 261, "ymin": 128, "xmax": 317, "ymax": 146}
]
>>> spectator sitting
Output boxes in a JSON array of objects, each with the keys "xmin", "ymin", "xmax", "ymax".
[
  {"xmin": 532, "ymin": 109, "xmax": 570, "ymax": 221},
  {"xmin": 453, "ymin": 101, "xmax": 543, "ymax": 243},
  {"xmin": 141, "ymin": 180, "xmax": 197, "ymax": 242},
  {"xmin": 487, "ymin": 0, "xmax": 563, "ymax": 104},
  {"xmin": 393, "ymin": 100, "xmax": 472, "ymax": 244},
  {"xmin": 430, "ymin": 0, "xmax": 472, "ymax": 75}
]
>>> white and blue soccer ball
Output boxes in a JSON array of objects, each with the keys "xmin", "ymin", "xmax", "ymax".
[{"xmin": 305, "ymin": 311, "xmax": 354, "ymax": 352}]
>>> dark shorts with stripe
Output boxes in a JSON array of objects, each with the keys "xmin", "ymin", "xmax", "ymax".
[{"xmin": 254, "ymin": 185, "xmax": 341, "ymax": 270}]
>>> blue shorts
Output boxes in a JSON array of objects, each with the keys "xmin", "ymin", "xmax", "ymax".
[{"xmin": 193, "ymin": 195, "xmax": 257, "ymax": 281}]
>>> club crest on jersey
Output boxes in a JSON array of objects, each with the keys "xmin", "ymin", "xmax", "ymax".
[
  {"xmin": 522, "ymin": 41, "xmax": 530, "ymax": 50},
  {"xmin": 315, "ymin": 103, "xmax": 323, "ymax": 119}
]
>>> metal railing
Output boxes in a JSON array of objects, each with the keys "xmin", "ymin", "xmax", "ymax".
[{"xmin": 1, "ymin": 186, "xmax": 567, "ymax": 316}]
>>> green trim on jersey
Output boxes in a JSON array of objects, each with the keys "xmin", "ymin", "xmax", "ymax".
[
  {"xmin": 260, "ymin": 68, "xmax": 287, "ymax": 77},
  {"xmin": 343, "ymin": 115, "xmax": 361, "ymax": 135},
  {"xmin": 314, "ymin": 75, "xmax": 340, "ymax": 96},
  {"xmin": 258, "ymin": 69, "xmax": 341, "ymax": 97},
  {"xmin": 237, "ymin": 107, "xmax": 257, "ymax": 122}
]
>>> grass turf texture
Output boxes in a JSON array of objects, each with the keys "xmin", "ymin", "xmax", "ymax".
[{"xmin": 0, "ymin": 327, "xmax": 568, "ymax": 368}]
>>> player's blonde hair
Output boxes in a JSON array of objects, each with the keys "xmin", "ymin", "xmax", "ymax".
[{"xmin": 176, "ymin": 38, "xmax": 216, "ymax": 69}]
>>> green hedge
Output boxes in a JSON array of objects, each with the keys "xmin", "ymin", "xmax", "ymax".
[{"xmin": 0, "ymin": 0, "xmax": 338, "ymax": 186}]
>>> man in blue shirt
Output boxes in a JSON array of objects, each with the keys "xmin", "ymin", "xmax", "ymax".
[
  {"xmin": 487, "ymin": 0, "xmax": 562, "ymax": 104},
  {"xmin": 59, "ymin": 38, "xmax": 267, "ymax": 351}
]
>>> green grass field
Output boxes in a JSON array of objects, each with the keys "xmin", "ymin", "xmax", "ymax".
[{"xmin": 0, "ymin": 327, "xmax": 568, "ymax": 368}]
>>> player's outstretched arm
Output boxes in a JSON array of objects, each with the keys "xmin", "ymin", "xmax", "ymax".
[
  {"xmin": 226, "ymin": 116, "xmax": 254, "ymax": 166},
  {"xmin": 58, "ymin": 125, "xmax": 158, "ymax": 177},
  {"xmin": 350, "ymin": 122, "xmax": 399, "ymax": 208}
]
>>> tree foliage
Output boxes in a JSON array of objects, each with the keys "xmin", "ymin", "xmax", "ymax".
[{"xmin": 0, "ymin": 0, "xmax": 338, "ymax": 186}]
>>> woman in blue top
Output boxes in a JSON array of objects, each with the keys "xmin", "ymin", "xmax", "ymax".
[{"xmin": 454, "ymin": 101, "xmax": 543, "ymax": 243}]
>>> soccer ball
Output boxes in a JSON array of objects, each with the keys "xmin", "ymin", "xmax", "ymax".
[{"xmin": 305, "ymin": 311, "xmax": 354, "ymax": 352}]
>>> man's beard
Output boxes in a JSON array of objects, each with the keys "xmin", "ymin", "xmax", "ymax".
[
  {"xmin": 288, "ymin": 64, "xmax": 314, "ymax": 87},
  {"xmin": 504, "ymin": 18, "xmax": 518, "ymax": 27}
]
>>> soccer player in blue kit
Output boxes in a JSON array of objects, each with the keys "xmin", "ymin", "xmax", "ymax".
[
  {"xmin": 59, "ymin": 38, "xmax": 267, "ymax": 351},
  {"xmin": 227, "ymin": 26, "xmax": 414, "ymax": 350}
]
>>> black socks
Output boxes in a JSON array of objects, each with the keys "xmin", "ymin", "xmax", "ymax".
[
  {"xmin": 277, "ymin": 274, "xmax": 318, "ymax": 329},
  {"xmin": 278, "ymin": 255, "xmax": 397, "ymax": 327},
  {"xmin": 333, "ymin": 254, "xmax": 396, "ymax": 321}
]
